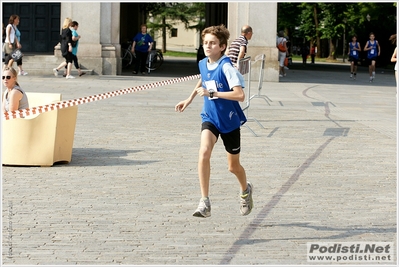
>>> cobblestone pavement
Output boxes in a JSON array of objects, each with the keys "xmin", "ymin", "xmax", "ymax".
[{"xmin": 2, "ymin": 58, "xmax": 397, "ymax": 266}]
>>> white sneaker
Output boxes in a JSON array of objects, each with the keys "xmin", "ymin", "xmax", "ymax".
[
  {"xmin": 372, "ymin": 71, "xmax": 375, "ymax": 79},
  {"xmin": 66, "ymin": 75, "xmax": 75, "ymax": 79},
  {"xmin": 350, "ymin": 74, "xmax": 353, "ymax": 78},
  {"xmin": 53, "ymin": 68, "xmax": 58, "ymax": 77},
  {"xmin": 279, "ymin": 74, "xmax": 283, "ymax": 78},
  {"xmin": 18, "ymin": 70, "xmax": 28, "ymax": 76},
  {"xmin": 193, "ymin": 198, "xmax": 211, "ymax": 218},
  {"xmin": 240, "ymin": 182, "xmax": 254, "ymax": 216}
]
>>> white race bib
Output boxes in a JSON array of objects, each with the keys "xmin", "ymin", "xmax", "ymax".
[
  {"xmin": 205, "ymin": 80, "xmax": 219, "ymax": 100},
  {"xmin": 371, "ymin": 49, "xmax": 375, "ymax": 55},
  {"xmin": 352, "ymin": 51, "xmax": 356, "ymax": 56}
]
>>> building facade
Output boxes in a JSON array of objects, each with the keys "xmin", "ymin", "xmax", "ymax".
[{"xmin": 2, "ymin": 2, "xmax": 278, "ymax": 81}]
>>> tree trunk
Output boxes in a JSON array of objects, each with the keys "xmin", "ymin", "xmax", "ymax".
[
  {"xmin": 162, "ymin": 16, "xmax": 166, "ymax": 53},
  {"xmin": 328, "ymin": 38, "xmax": 336, "ymax": 59},
  {"xmin": 312, "ymin": 4, "xmax": 321, "ymax": 58}
]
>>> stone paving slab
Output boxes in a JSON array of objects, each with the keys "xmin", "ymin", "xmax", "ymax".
[{"xmin": 1, "ymin": 59, "xmax": 397, "ymax": 266}]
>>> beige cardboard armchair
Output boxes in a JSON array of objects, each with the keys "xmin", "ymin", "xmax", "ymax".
[{"xmin": 2, "ymin": 92, "xmax": 78, "ymax": 167}]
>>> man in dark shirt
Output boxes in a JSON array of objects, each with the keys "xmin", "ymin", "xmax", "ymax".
[{"xmin": 225, "ymin": 25, "xmax": 253, "ymax": 67}]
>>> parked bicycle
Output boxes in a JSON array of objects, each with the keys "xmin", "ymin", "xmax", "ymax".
[
  {"xmin": 121, "ymin": 41, "xmax": 163, "ymax": 73},
  {"xmin": 146, "ymin": 49, "xmax": 164, "ymax": 73},
  {"xmin": 121, "ymin": 41, "xmax": 135, "ymax": 70}
]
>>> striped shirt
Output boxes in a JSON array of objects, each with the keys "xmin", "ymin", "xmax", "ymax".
[{"xmin": 227, "ymin": 35, "xmax": 248, "ymax": 65}]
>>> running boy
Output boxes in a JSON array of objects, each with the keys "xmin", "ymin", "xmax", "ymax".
[
  {"xmin": 348, "ymin": 35, "xmax": 361, "ymax": 79},
  {"xmin": 175, "ymin": 25, "xmax": 253, "ymax": 218},
  {"xmin": 364, "ymin": 32, "xmax": 381, "ymax": 82}
]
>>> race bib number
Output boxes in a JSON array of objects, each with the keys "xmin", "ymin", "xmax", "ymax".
[
  {"xmin": 370, "ymin": 49, "xmax": 375, "ymax": 55},
  {"xmin": 352, "ymin": 51, "xmax": 356, "ymax": 56},
  {"xmin": 205, "ymin": 80, "xmax": 219, "ymax": 100}
]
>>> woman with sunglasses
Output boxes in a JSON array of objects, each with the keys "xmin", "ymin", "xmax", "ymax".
[{"xmin": 2, "ymin": 67, "xmax": 29, "ymax": 113}]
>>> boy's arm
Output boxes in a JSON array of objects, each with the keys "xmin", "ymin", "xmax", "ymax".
[
  {"xmin": 175, "ymin": 79, "xmax": 201, "ymax": 112},
  {"xmin": 364, "ymin": 41, "xmax": 370, "ymax": 51},
  {"xmin": 377, "ymin": 41, "xmax": 381, "ymax": 55},
  {"xmin": 213, "ymin": 86, "xmax": 245, "ymax": 102},
  {"xmin": 391, "ymin": 47, "xmax": 397, "ymax": 62}
]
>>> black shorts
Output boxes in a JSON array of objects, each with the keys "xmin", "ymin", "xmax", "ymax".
[
  {"xmin": 367, "ymin": 57, "xmax": 377, "ymax": 65},
  {"xmin": 201, "ymin": 121, "xmax": 241, "ymax": 154},
  {"xmin": 348, "ymin": 56, "xmax": 358, "ymax": 65},
  {"xmin": 63, "ymin": 52, "xmax": 73, "ymax": 63}
]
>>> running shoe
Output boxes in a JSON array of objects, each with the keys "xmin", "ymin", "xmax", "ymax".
[
  {"xmin": 240, "ymin": 182, "xmax": 253, "ymax": 216},
  {"xmin": 53, "ymin": 68, "xmax": 58, "ymax": 77},
  {"xmin": 193, "ymin": 197, "xmax": 211, "ymax": 218},
  {"xmin": 66, "ymin": 75, "xmax": 75, "ymax": 79}
]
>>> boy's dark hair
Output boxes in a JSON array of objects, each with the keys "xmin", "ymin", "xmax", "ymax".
[
  {"xmin": 71, "ymin": 21, "xmax": 79, "ymax": 27},
  {"xmin": 201, "ymin": 24, "xmax": 230, "ymax": 52},
  {"xmin": 389, "ymin": 34, "xmax": 397, "ymax": 45}
]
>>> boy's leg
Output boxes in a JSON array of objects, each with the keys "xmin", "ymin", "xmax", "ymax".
[
  {"xmin": 227, "ymin": 152, "xmax": 247, "ymax": 192},
  {"xmin": 227, "ymin": 152, "xmax": 253, "ymax": 216},
  {"xmin": 193, "ymin": 129, "xmax": 216, "ymax": 217},
  {"xmin": 222, "ymin": 128, "xmax": 253, "ymax": 215},
  {"xmin": 372, "ymin": 60, "xmax": 376, "ymax": 77},
  {"xmin": 198, "ymin": 129, "xmax": 217, "ymax": 198}
]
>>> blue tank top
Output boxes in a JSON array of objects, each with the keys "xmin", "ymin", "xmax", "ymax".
[
  {"xmin": 367, "ymin": 40, "xmax": 378, "ymax": 59},
  {"xmin": 198, "ymin": 56, "xmax": 247, "ymax": 133},
  {"xmin": 349, "ymin": 42, "xmax": 359, "ymax": 59}
]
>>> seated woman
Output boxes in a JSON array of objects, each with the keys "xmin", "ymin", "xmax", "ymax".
[{"xmin": 2, "ymin": 67, "xmax": 29, "ymax": 113}]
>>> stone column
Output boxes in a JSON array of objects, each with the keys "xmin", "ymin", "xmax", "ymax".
[
  {"xmin": 55, "ymin": 2, "xmax": 121, "ymax": 75},
  {"xmin": 228, "ymin": 2, "xmax": 279, "ymax": 82}
]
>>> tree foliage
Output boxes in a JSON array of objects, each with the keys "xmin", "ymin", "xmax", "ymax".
[
  {"xmin": 143, "ymin": 3, "xmax": 205, "ymax": 52},
  {"xmin": 278, "ymin": 2, "xmax": 397, "ymax": 65}
]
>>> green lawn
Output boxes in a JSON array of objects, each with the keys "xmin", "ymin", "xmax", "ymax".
[{"xmin": 163, "ymin": 51, "xmax": 197, "ymax": 58}]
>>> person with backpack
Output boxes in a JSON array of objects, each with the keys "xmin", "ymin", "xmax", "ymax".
[
  {"xmin": 364, "ymin": 32, "xmax": 381, "ymax": 82},
  {"xmin": 53, "ymin": 17, "xmax": 75, "ymax": 79},
  {"xmin": 62, "ymin": 21, "xmax": 85, "ymax": 77},
  {"xmin": 3, "ymin": 15, "xmax": 28, "ymax": 75},
  {"xmin": 276, "ymin": 30, "xmax": 288, "ymax": 77}
]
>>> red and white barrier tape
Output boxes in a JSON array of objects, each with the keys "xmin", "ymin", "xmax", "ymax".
[{"xmin": 2, "ymin": 74, "xmax": 201, "ymax": 121}]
